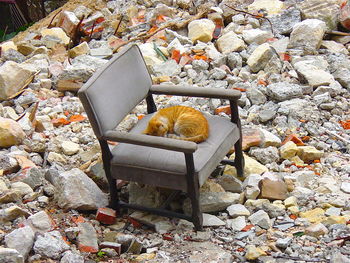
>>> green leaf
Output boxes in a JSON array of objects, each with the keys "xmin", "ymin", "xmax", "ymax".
[{"xmin": 293, "ymin": 231, "xmax": 305, "ymax": 237}]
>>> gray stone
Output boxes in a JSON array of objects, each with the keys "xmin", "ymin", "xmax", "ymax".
[
  {"xmin": 261, "ymin": 7, "xmax": 301, "ymax": 35},
  {"xmin": 227, "ymin": 52, "xmax": 242, "ymax": 70},
  {"xmin": 77, "ymin": 222, "xmax": 98, "ymax": 253},
  {"xmin": 60, "ymin": 251, "xmax": 84, "ymax": 263},
  {"xmin": 266, "ymin": 82, "xmax": 303, "ymax": 101},
  {"xmin": 184, "ymin": 192, "xmax": 240, "ymax": 214},
  {"xmin": 152, "ymin": 60, "xmax": 181, "ymax": 76},
  {"xmin": 15, "ymin": 167, "xmax": 45, "ymax": 189},
  {"xmin": 330, "ymin": 251, "xmax": 350, "ymax": 263},
  {"xmin": 5, "ymin": 226, "xmax": 34, "ymax": 259},
  {"xmin": 128, "ymin": 182, "xmax": 165, "ymax": 208},
  {"xmin": 33, "ymin": 231, "xmax": 70, "ymax": 259},
  {"xmin": 209, "ymin": 68, "xmax": 226, "ymax": 80},
  {"xmin": 0, "ymin": 248, "xmax": 24, "ymax": 263},
  {"xmin": 325, "ymin": 207, "xmax": 341, "ymax": 216},
  {"xmin": 2, "ymin": 49, "xmax": 26, "ymax": 63},
  {"xmin": 246, "ymin": 88, "xmax": 266, "ymax": 105},
  {"xmin": 294, "ymin": 61, "xmax": 334, "ymax": 87},
  {"xmin": 276, "ymin": 237, "xmax": 292, "ymax": 249},
  {"xmin": 192, "ymin": 59, "xmax": 209, "ymax": 71},
  {"xmin": 130, "ymin": 211, "xmax": 173, "ymax": 234},
  {"xmin": 289, "ymin": 19, "xmax": 326, "ymax": 51},
  {"xmin": 249, "ymin": 146, "xmax": 280, "ymax": 165},
  {"xmin": 202, "ymin": 213, "xmax": 225, "ymax": 227},
  {"xmin": 332, "ymin": 68, "xmax": 350, "ymax": 90},
  {"xmin": 248, "ymin": 210, "xmax": 271, "ymax": 229},
  {"xmin": 52, "ymin": 168, "xmax": 108, "ymax": 210},
  {"xmin": 243, "ymin": 174, "xmax": 262, "ymax": 200},
  {"xmin": 0, "ymin": 205, "xmax": 30, "ymax": 223},
  {"xmin": 217, "ymin": 174, "xmax": 243, "ymax": 193}
]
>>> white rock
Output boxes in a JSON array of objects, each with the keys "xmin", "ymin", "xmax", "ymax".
[
  {"xmin": 260, "ymin": 129, "xmax": 281, "ymax": 147},
  {"xmin": 243, "ymin": 174, "xmax": 262, "ymax": 200},
  {"xmin": 33, "ymin": 231, "xmax": 70, "ymax": 259},
  {"xmin": 0, "ymin": 247, "xmax": 24, "ymax": 263},
  {"xmin": 138, "ymin": 43, "xmax": 163, "ymax": 66},
  {"xmin": 340, "ymin": 182, "xmax": 350, "ymax": 194},
  {"xmin": 247, "ymin": 43, "xmax": 273, "ymax": 73},
  {"xmin": 242, "ymin": 29, "xmax": 272, "ymax": 45},
  {"xmin": 188, "ymin": 19, "xmax": 215, "ymax": 43},
  {"xmin": 227, "ymin": 204, "xmax": 251, "ymax": 217},
  {"xmin": 202, "ymin": 213, "xmax": 225, "ymax": 227},
  {"xmin": 0, "ymin": 117, "xmax": 26, "ymax": 148},
  {"xmin": 289, "ymin": 19, "xmax": 326, "ymax": 50},
  {"xmin": 40, "ymin": 27, "xmax": 70, "ymax": 45},
  {"xmin": 4, "ymin": 226, "xmax": 35, "ymax": 259},
  {"xmin": 0, "ymin": 41, "xmax": 17, "ymax": 52},
  {"xmin": 228, "ymin": 216, "xmax": 247, "ymax": 231},
  {"xmin": 249, "ymin": 210, "xmax": 271, "ymax": 229},
  {"xmin": 216, "ymin": 31, "xmax": 246, "ymax": 54},
  {"xmin": 248, "ymin": 0, "xmax": 285, "ymax": 16},
  {"xmin": 294, "ymin": 61, "xmax": 334, "ymax": 87},
  {"xmin": 10, "ymin": 182, "xmax": 33, "ymax": 197},
  {"xmin": 26, "ymin": 211, "xmax": 54, "ymax": 233},
  {"xmin": 61, "ymin": 141, "xmax": 80, "ymax": 155},
  {"xmin": 305, "ymin": 223, "xmax": 328, "ymax": 237}
]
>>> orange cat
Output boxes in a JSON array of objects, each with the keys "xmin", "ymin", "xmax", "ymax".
[{"xmin": 143, "ymin": 105, "xmax": 209, "ymax": 143}]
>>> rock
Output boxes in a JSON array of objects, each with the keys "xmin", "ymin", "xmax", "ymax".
[
  {"xmin": 152, "ymin": 60, "xmax": 181, "ymax": 76},
  {"xmin": 332, "ymin": 68, "xmax": 350, "ymax": 90},
  {"xmin": 227, "ymin": 204, "xmax": 250, "ymax": 217},
  {"xmin": 90, "ymin": 46, "xmax": 113, "ymax": 58},
  {"xmin": 128, "ymin": 183, "xmax": 164, "ymax": 208},
  {"xmin": 280, "ymin": 141, "xmax": 298, "ymax": 160},
  {"xmin": 330, "ymin": 251, "xmax": 350, "ymax": 263},
  {"xmin": 68, "ymin": 42, "xmax": 90, "ymax": 58},
  {"xmin": 305, "ymin": 223, "xmax": 328, "ymax": 237},
  {"xmin": 246, "ymin": 88, "xmax": 267, "ymax": 105},
  {"xmin": 202, "ymin": 213, "xmax": 225, "ymax": 227},
  {"xmin": 249, "ymin": 146, "xmax": 279, "ymax": 165},
  {"xmin": 245, "ymin": 245, "xmax": 267, "ymax": 261},
  {"xmin": 127, "ymin": 239, "xmax": 143, "ymax": 254},
  {"xmin": 340, "ymin": 2, "xmax": 350, "ymax": 31},
  {"xmin": 243, "ymin": 174, "xmax": 262, "ymax": 200},
  {"xmin": 216, "ymin": 31, "xmax": 246, "ymax": 54},
  {"xmin": 224, "ymin": 153, "xmax": 268, "ymax": 177},
  {"xmin": 77, "ymin": 222, "xmax": 98, "ymax": 253},
  {"xmin": 200, "ymin": 179, "xmax": 225, "ymax": 193},
  {"xmin": 51, "ymin": 168, "xmax": 108, "ymax": 210},
  {"xmin": 26, "ymin": 211, "xmax": 55, "ymax": 233},
  {"xmin": 0, "ymin": 205, "xmax": 30, "ymax": 223},
  {"xmin": 188, "ymin": 242, "xmax": 232, "ymax": 262},
  {"xmin": 61, "ymin": 141, "xmax": 80, "ymax": 155},
  {"xmin": 241, "ymin": 128, "xmax": 262, "ymax": 150},
  {"xmin": 228, "ymin": 216, "xmax": 246, "ymax": 231},
  {"xmin": 188, "ymin": 19, "xmax": 215, "ymax": 43},
  {"xmin": 184, "ymin": 192, "xmax": 240, "ymax": 213},
  {"xmin": 247, "ymin": 43, "xmax": 273, "ymax": 73},
  {"xmin": 284, "ymin": 196, "xmax": 298, "ymax": 207},
  {"xmin": 325, "ymin": 207, "xmax": 341, "ymax": 216},
  {"xmin": 294, "ymin": 61, "xmax": 335, "ymax": 87},
  {"xmin": 57, "ymin": 11, "xmax": 80, "ymax": 37},
  {"xmin": 297, "ymin": 146, "xmax": 323, "ymax": 162},
  {"xmin": 60, "ymin": 251, "xmax": 84, "ymax": 263},
  {"xmin": 261, "ymin": 7, "xmax": 301, "ymax": 35},
  {"xmin": 340, "ymin": 182, "xmax": 350, "ymax": 194},
  {"xmin": 266, "ymin": 82, "xmax": 303, "ymax": 101},
  {"xmin": 289, "ymin": 19, "xmax": 326, "ymax": 51},
  {"xmin": 217, "ymin": 174, "xmax": 243, "ymax": 193},
  {"xmin": 242, "ymin": 29, "xmax": 272, "ymax": 45},
  {"xmin": 0, "ymin": 61, "xmax": 35, "ymax": 101},
  {"xmin": 0, "ymin": 248, "xmax": 24, "ymax": 263},
  {"xmin": 4, "ymin": 226, "xmax": 35, "ymax": 259},
  {"xmin": 0, "ymin": 190, "xmax": 21, "ymax": 204},
  {"xmin": 2, "ymin": 49, "xmax": 26, "ymax": 63},
  {"xmin": 13, "ymin": 167, "xmax": 45, "ymax": 189},
  {"xmin": 322, "ymin": 215, "xmax": 347, "ymax": 225},
  {"xmin": 300, "ymin": 208, "xmax": 326, "ymax": 223},
  {"xmin": 248, "ymin": 210, "xmax": 271, "ymax": 229},
  {"xmin": 139, "ymin": 43, "xmax": 163, "ymax": 66},
  {"xmin": 40, "ymin": 27, "xmax": 70, "ymax": 45},
  {"xmin": 276, "ymin": 237, "xmax": 292, "ymax": 249},
  {"xmin": 298, "ymin": 0, "xmax": 340, "ymax": 30},
  {"xmin": 321, "ymin": 40, "xmax": 349, "ymax": 55},
  {"xmin": 0, "ymin": 41, "xmax": 17, "ymax": 52},
  {"xmin": 259, "ymin": 177, "xmax": 288, "ymax": 200},
  {"xmin": 130, "ymin": 211, "xmax": 174, "ymax": 234},
  {"xmin": 33, "ymin": 231, "xmax": 70, "ymax": 259}
]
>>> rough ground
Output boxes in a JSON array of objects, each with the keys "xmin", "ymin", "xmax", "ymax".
[{"xmin": 0, "ymin": 0, "xmax": 350, "ymax": 262}]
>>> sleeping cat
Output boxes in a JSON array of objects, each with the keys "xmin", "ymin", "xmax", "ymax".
[{"xmin": 143, "ymin": 105, "xmax": 209, "ymax": 143}]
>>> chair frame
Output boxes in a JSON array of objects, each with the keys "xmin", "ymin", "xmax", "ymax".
[{"xmin": 79, "ymin": 45, "xmax": 244, "ymax": 231}]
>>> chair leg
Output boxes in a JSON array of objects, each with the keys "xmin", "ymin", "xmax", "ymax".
[
  {"xmin": 108, "ymin": 178, "xmax": 120, "ymax": 212},
  {"xmin": 234, "ymin": 138, "xmax": 244, "ymax": 177},
  {"xmin": 189, "ymin": 187, "xmax": 203, "ymax": 231}
]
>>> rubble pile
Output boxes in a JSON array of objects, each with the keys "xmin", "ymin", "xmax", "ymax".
[{"xmin": 0, "ymin": 0, "xmax": 350, "ymax": 262}]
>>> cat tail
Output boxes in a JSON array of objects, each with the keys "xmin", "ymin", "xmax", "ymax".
[{"xmin": 168, "ymin": 134, "xmax": 207, "ymax": 143}]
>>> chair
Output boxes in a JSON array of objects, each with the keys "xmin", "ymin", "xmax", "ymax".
[{"xmin": 78, "ymin": 44, "xmax": 244, "ymax": 231}]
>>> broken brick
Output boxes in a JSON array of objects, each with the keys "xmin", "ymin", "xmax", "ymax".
[
  {"xmin": 282, "ymin": 134, "xmax": 305, "ymax": 146},
  {"xmin": 96, "ymin": 207, "xmax": 117, "ymax": 225}
]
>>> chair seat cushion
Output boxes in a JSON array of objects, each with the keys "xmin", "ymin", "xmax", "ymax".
[{"xmin": 111, "ymin": 113, "xmax": 239, "ymax": 191}]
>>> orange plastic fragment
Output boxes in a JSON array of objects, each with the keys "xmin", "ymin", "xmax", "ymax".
[
  {"xmin": 233, "ymin": 87, "xmax": 247, "ymax": 92},
  {"xmin": 299, "ymin": 119, "xmax": 307, "ymax": 123},
  {"xmin": 282, "ymin": 134, "xmax": 305, "ymax": 146},
  {"xmin": 339, "ymin": 120, "xmax": 350, "ymax": 129},
  {"xmin": 71, "ymin": 215, "xmax": 85, "ymax": 224},
  {"xmin": 51, "ymin": 118, "xmax": 70, "ymax": 127},
  {"xmin": 241, "ymin": 224, "xmax": 254, "ymax": 232},
  {"xmin": 171, "ymin": 49, "xmax": 181, "ymax": 64},
  {"xmin": 156, "ymin": 15, "xmax": 166, "ymax": 23},
  {"xmin": 137, "ymin": 114, "xmax": 145, "ymax": 120},
  {"xmin": 64, "ymin": 111, "xmax": 70, "ymax": 116},
  {"xmin": 193, "ymin": 55, "xmax": 208, "ymax": 61},
  {"xmin": 301, "ymin": 135, "xmax": 310, "ymax": 142},
  {"xmin": 289, "ymin": 214, "xmax": 298, "ymax": 220},
  {"xmin": 215, "ymin": 105, "xmax": 231, "ymax": 115},
  {"xmin": 69, "ymin": 114, "xmax": 86, "ymax": 122},
  {"xmin": 147, "ymin": 26, "xmax": 158, "ymax": 34},
  {"xmin": 313, "ymin": 160, "xmax": 320, "ymax": 163},
  {"xmin": 257, "ymin": 79, "xmax": 268, "ymax": 86},
  {"xmin": 236, "ymin": 247, "xmax": 245, "ymax": 252}
]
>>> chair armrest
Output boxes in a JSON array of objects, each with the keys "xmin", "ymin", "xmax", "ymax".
[
  {"xmin": 150, "ymin": 84, "xmax": 241, "ymax": 100},
  {"xmin": 103, "ymin": 130, "xmax": 198, "ymax": 153}
]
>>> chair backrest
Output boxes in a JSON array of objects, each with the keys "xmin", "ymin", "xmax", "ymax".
[{"xmin": 78, "ymin": 44, "xmax": 152, "ymax": 139}]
